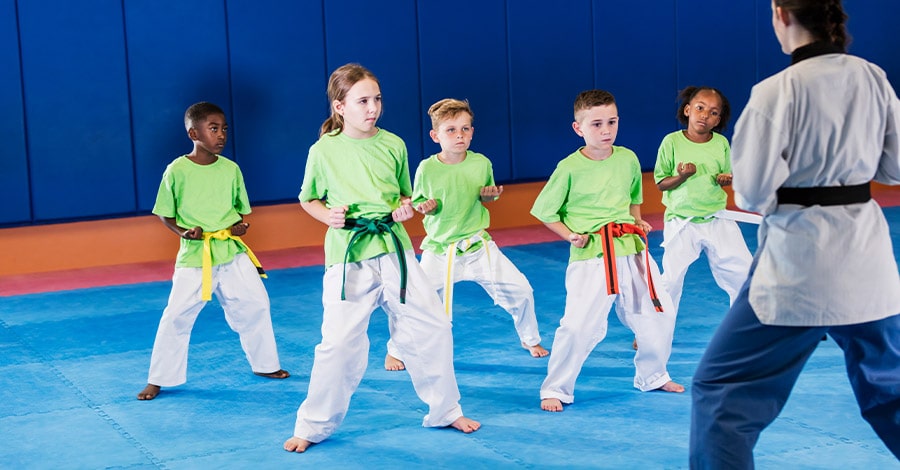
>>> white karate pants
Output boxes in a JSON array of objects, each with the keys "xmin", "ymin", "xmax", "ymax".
[
  {"xmin": 147, "ymin": 253, "xmax": 281, "ymax": 386},
  {"xmin": 660, "ymin": 217, "xmax": 752, "ymax": 313},
  {"xmin": 540, "ymin": 253, "xmax": 677, "ymax": 402},
  {"xmin": 293, "ymin": 250, "xmax": 464, "ymax": 443}
]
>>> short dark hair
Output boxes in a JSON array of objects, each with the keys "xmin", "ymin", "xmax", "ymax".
[
  {"xmin": 184, "ymin": 102, "xmax": 225, "ymax": 131},
  {"xmin": 573, "ymin": 90, "xmax": 616, "ymax": 120}
]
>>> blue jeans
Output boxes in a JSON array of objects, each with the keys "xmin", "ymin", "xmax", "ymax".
[{"xmin": 689, "ymin": 279, "xmax": 900, "ymax": 469}]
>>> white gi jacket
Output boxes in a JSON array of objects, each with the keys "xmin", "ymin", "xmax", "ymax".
[{"xmin": 732, "ymin": 44, "xmax": 900, "ymax": 326}]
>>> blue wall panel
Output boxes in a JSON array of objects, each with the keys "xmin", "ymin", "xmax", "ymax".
[
  {"xmin": 0, "ymin": 1, "xmax": 30, "ymax": 225},
  {"xmin": 227, "ymin": 1, "xmax": 327, "ymax": 203},
  {"xmin": 1, "ymin": 1, "xmax": 898, "ymax": 226},
  {"xmin": 124, "ymin": 0, "xmax": 233, "ymax": 212},
  {"xmin": 676, "ymin": 0, "xmax": 757, "ymax": 138},
  {"xmin": 418, "ymin": 0, "xmax": 512, "ymax": 179},
  {"xmin": 593, "ymin": 1, "xmax": 677, "ymax": 171},
  {"xmin": 18, "ymin": 0, "xmax": 135, "ymax": 221},
  {"xmin": 322, "ymin": 0, "xmax": 423, "ymax": 164},
  {"xmin": 508, "ymin": 0, "xmax": 594, "ymax": 180}
]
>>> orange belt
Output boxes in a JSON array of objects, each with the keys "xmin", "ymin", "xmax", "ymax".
[{"xmin": 596, "ymin": 222, "xmax": 663, "ymax": 312}]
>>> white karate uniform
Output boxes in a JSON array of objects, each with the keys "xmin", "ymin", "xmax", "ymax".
[
  {"xmin": 293, "ymin": 250, "xmax": 463, "ymax": 443},
  {"xmin": 386, "ymin": 239, "xmax": 542, "ymax": 359},
  {"xmin": 540, "ymin": 253, "xmax": 676, "ymax": 402},
  {"xmin": 147, "ymin": 252, "xmax": 282, "ymax": 386},
  {"xmin": 660, "ymin": 217, "xmax": 753, "ymax": 312}
]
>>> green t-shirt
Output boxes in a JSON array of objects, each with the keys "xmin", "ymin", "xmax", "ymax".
[
  {"xmin": 152, "ymin": 155, "xmax": 249, "ymax": 268},
  {"xmin": 530, "ymin": 146, "xmax": 644, "ymax": 262},
  {"xmin": 412, "ymin": 150, "xmax": 494, "ymax": 254},
  {"xmin": 653, "ymin": 131, "xmax": 731, "ymax": 221},
  {"xmin": 298, "ymin": 129, "xmax": 414, "ymax": 266}
]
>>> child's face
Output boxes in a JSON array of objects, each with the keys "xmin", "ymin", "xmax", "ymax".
[
  {"xmin": 429, "ymin": 113, "xmax": 474, "ymax": 157},
  {"xmin": 334, "ymin": 78, "xmax": 382, "ymax": 139},
  {"xmin": 683, "ymin": 90, "xmax": 722, "ymax": 136},
  {"xmin": 573, "ymin": 104, "xmax": 618, "ymax": 153},
  {"xmin": 188, "ymin": 113, "xmax": 228, "ymax": 155}
]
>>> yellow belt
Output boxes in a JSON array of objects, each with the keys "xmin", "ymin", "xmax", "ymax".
[
  {"xmin": 201, "ymin": 229, "xmax": 267, "ymax": 301},
  {"xmin": 442, "ymin": 230, "xmax": 493, "ymax": 320}
]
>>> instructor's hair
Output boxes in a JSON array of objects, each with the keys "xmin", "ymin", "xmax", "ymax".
[
  {"xmin": 775, "ymin": 0, "xmax": 851, "ymax": 51},
  {"xmin": 320, "ymin": 63, "xmax": 380, "ymax": 137},
  {"xmin": 184, "ymin": 102, "xmax": 225, "ymax": 131},
  {"xmin": 676, "ymin": 86, "xmax": 731, "ymax": 133}
]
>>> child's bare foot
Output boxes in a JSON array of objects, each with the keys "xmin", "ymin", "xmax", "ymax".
[
  {"xmin": 449, "ymin": 416, "xmax": 481, "ymax": 433},
  {"xmin": 384, "ymin": 354, "xmax": 405, "ymax": 371},
  {"xmin": 657, "ymin": 381, "xmax": 685, "ymax": 393},
  {"xmin": 254, "ymin": 369, "xmax": 290, "ymax": 379},
  {"xmin": 541, "ymin": 398, "xmax": 564, "ymax": 412},
  {"xmin": 632, "ymin": 338, "xmax": 638, "ymax": 350},
  {"xmin": 283, "ymin": 437, "xmax": 313, "ymax": 453},
  {"xmin": 522, "ymin": 342, "xmax": 549, "ymax": 357},
  {"xmin": 137, "ymin": 384, "xmax": 160, "ymax": 400}
]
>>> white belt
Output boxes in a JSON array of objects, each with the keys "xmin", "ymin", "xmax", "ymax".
[{"xmin": 660, "ymin": 209, "xmax": 761, "ymax": 248}]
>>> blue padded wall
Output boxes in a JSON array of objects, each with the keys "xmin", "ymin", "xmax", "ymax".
[
  {"xmin": 1, "ymin": 0, "xmax": 899, "ymax": 226},
  {"xmin": 0, "ymin": 1, "xmax": 30, "ymax": 224},
  {"xmin": 123, "ymin": 0, "xmax": 233, "ymax": 212},
  {"xmin": 18, "ymin": 0, "xmax": 135, "ymax": 221},
  {"xmin": 322, "ymin": 0, "xmax": 423, "ymax": 166},
  {"xmin": 418, "ymin": 0, "xmax": 512, "ymax": 178},
  {"xmin": 507, "ymin": 0, "xmax": 594, "ymax": 180},
  {"xmin": 226, "ymin": 1, "xmax": 327, "ymax": 203}
]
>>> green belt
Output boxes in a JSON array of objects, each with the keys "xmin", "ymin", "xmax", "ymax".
[{"xmin": 341, "ymin": 214, "xmax": 407, "ymax": 303}]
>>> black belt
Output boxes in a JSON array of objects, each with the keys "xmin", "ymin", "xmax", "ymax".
[{"xmin": 776, "ymin": 183, "xmax": 870, "ymax": 206}]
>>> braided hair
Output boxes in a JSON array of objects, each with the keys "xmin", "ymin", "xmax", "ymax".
[{"xmin": 775, "ymin": 0, "xmax": 851, "ymax": 51}]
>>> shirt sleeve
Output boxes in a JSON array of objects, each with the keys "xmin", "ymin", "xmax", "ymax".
[
  {"xmin": 152, "ymin": 166, "xmax": 177, "ymax": 218},
  {"xmin": 876, "ymin": 82, "xmax": 900, "ymax": 184},
  {"xmin": 653, "ymin": 135, "xmax": 675, "ymax": 183},
  {"xmin": 530, "ymin": 167, "xmax": 568, "ymax": 224},
  {"xmin": 731, "ymin": 93, "xmax": 792, "ymax": 214},
  {"xmin": 298, "ymin": 145, "xmax": 323, "ymax": 202},
  {"xmin": 233, "ymin": 166, "xmax": 252, "ymax": 215},
  {"xmin": 411, "ymin": 159, "xmax": 428, "ymax": 205}
]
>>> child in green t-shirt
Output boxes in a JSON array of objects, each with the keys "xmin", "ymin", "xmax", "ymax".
[
  {"xmin": 284, "ymin": 64, "xmax": 479, "ymax": 454},
  {"xmin": 653, "ymin": 86, "xmax": 752, "ymax": 315},
  {"xmin": 383, "ymin": 98, "xmax": 548, "ymax": 371},
  {"xmin": 531, "ymin": 90, "xmax": 684, "ymax": 412},
  {"xmin": 137, "ymin": 102, "xmax": 288, "ymax": 401}
]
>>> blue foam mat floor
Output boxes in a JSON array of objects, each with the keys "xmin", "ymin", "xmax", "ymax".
[{"xmin": 2, "ymin": 208, "xmax": 899, "ymax": 469}]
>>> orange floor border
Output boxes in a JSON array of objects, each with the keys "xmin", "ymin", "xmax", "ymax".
[{"xmin": 3, "ymin": 174, "xmax": 898, "ymax": 279}]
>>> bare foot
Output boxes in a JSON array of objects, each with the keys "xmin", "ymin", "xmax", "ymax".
[
  {"xmin": 522, "ymin": 342, "xmax": 549, "ymax": 358},
  {"xmin": 632, "ymin": 338, "xmax": 638, "ymax": 350},
  {"xmin": 657, "ymin": 381, "xmax": 685, "ymax": 393},
  {"xmin": 283, "ymin": 437, "xmax": 312, "ymax": 453},
  {"xmin": 449, "ymin": 416, "xmax": 481, "ymax": 433},
  {"xmin": 137, "ymin": 384, "xmax": 160, "ymax": 400},
  {"xmin": 541, "ymin": 398, "xmax": 564, "ymax": 412},
  {"xmin": 384, "ymin": 354, "xmax": 405, "ymax": 371},
  {"xmin": 254, "ymin": 369, "xmax": 290, "ymax": 379}
]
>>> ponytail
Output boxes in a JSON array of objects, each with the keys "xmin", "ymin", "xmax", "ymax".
[
  {"xmin": 775, "ymin": 0, "xmax": 851, "ymax": 51},
  {"xmin": 319, "ymin": 63, "xmax": 380, "ymax": 138}
]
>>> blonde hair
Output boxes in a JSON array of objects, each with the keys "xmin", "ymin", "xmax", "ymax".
[
  {"xmin": 427, "ymin": 98, "xmax": 473, "ymax": 130},
  {"xmin": 320, "ymin": 63, "xmax": 380, "ymax": 137}
]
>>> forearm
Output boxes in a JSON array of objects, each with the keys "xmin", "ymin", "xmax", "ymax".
[
  {"xmin": 656, "ymin": 174, "xmax": 688, "ymax": 191},
  {"xmin": 300, "ymin": 199, "xmax": 332, "ymax": 225},
  {"xmin": 159, "ymin": 216, "xmax": 188, "ymax": 237},
  {"xmin": 543, "ymin": 221, "xmax": 576, "ymax": 241},
  {"xmin": 629, "ymin": 204, "xmax": 642, "ymax": 223}
]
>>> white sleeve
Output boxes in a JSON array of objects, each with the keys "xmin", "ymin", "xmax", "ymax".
[{"xmin": 731, "ymin": 99, "xmax": 791, "ymax": 214}]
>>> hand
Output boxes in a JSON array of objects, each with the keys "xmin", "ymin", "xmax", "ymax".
[
  {"xmin": 636, "ymin": 219, "xmax": 652, "ymax": 233},
  {"xmin": 230, "ymin": 222, "xmax": 249, "ymax": 236},
  {"xmin": 480, "ymin": 185, "xmax": 503, "ymax": 201},
  {"xmin": 182, "ymin": 226, "xmax": 203, "ymax": 240},
  {"xmin": 716, "ymin": 173, "xmax": 733, "ymax": 186},
  {"xmin": 392, "ymin": 199, "xmax": 414, "ymax": 222},
  {"xmin": 328, "ymin": 206, "xmax": 347, "ymax": 229},
  {"xmin": 415, "ymin": 199, "xmax": 437, "ymax": 215},
  {"xmin": 676, "ymin": 162, "xmax": 697, "ymax": 178},
  {"xmin": 568, "ymin": 232, "xmax": 588, "ymax": 248}
]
